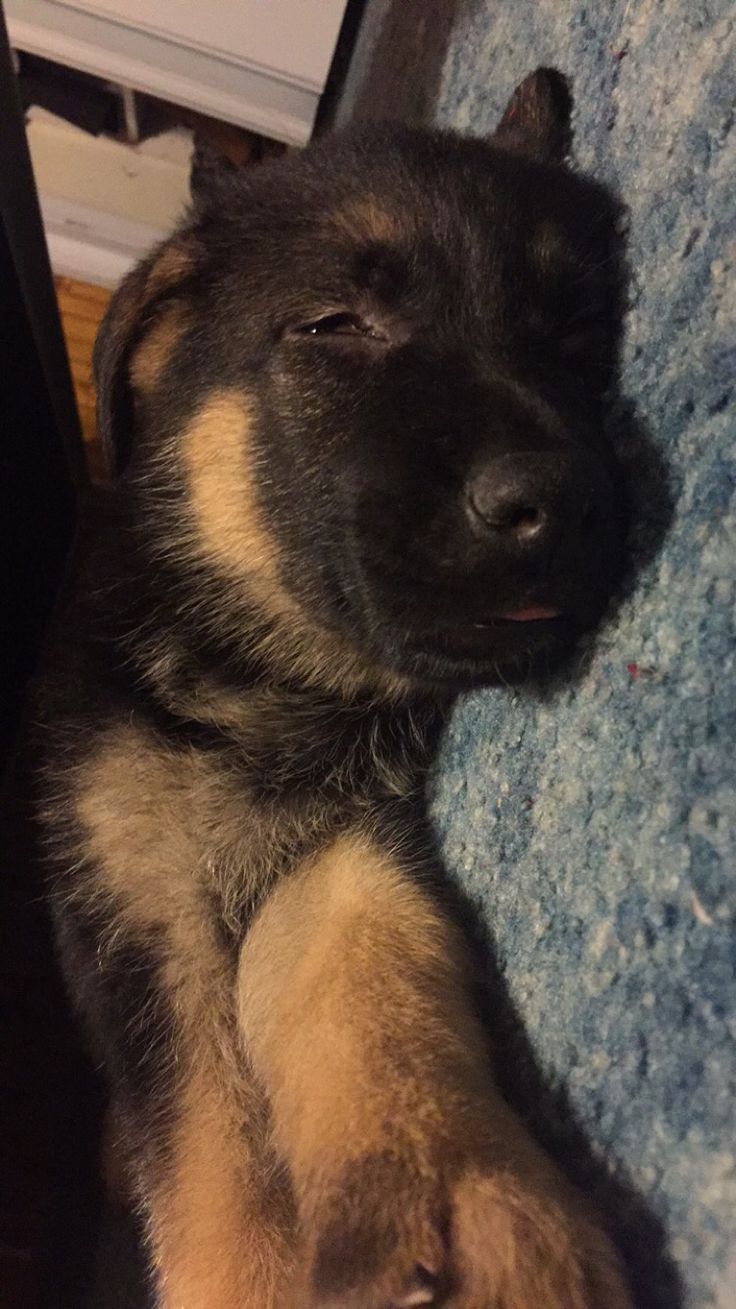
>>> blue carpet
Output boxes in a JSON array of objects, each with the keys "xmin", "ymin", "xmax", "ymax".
[{"xmin": 341, "ymin": 3, "xmax": 735, "ymax": 1306}]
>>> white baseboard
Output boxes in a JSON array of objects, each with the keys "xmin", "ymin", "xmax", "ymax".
[
  {"xmin": 26, "ymin": 112, "xmax": 188, "ymax": 287},
  {"xmin": 40, "ymin": 193, "xmax": 163, "ymax": 286},
  {"xmin": 44, "ymin": 221, "xmax": 140, "ymax": 287}
]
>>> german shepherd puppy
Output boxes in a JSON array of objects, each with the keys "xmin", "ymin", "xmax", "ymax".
[{"xmin": 36, "ymin": 69, "xmax": 631, "ymax": 1308}]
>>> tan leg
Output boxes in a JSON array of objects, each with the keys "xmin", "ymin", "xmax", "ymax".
[
  {"xmin": 145, "ymin": 1052, "xmax": 294, "ymax": 1309},
  {"xmin": 238, "ymin": 833, "xmax": 630, "ymax": 1309},
  {"xmin": 69, "ymin": 721, "xmax": 296, "ymax": 1306}
]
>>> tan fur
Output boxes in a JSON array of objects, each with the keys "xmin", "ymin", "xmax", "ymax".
[
  {"xmin": 151, "ymin": 1060, "xmax": 293, "ymax": 1309},
  {"xmin": 65, "ymin": 739, "xmax": 631, "ymax": 1306},
  {"xmin": 174, "ymin": 387, "xmax": 413, "ymax": 703},
  {"xmin": 239, "ymin": 833, "xmax": 491, "ymax": 1177},
  {"xmin": 451, "ymin": 1168, "xmax": 632, "ymax": 1309},
  {"xmin": 238, "ymin": 835, "xmax": 631, "ymax": 1308},
  {"xmin": 130, "ymin": 304, "xmax": 189, "ymax": 394},
  {"xmin": 69, "ymin": 723, "xmax": 295, "ymax": 1304},
  {"xmin": 70, "ymin": 719, "xmax": 279, "ymax": 949},
  {"xmin": 146, "ymin": 237, "xmax": 198, "ymax": 295},
  {"xmin": 180, "ymin": 390, "xmax": 295, "ymax": 612},
  {"xmin": 74, "ymin": 722, "xmax": 220, "ymax": 942}
]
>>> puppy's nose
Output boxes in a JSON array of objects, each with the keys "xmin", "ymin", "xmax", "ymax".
[{"xmin": 466, "ymin": 452, "xmax": 595, "ymax": 552}]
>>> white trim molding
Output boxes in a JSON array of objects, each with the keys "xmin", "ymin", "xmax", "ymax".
[
  {"xmin": 7, "ymin": 0, "xmax": 331, "ymax": 144},
  {"xmin": 40, "ymin": 193, "xmax": 162, "ymax": 286}
]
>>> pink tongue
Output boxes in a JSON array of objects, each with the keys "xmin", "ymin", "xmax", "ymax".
[{"xmin": 498, "ymin": 604, "xmax": 562, "ymax": 622}]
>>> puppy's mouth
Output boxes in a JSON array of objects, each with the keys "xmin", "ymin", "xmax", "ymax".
[
  {"xmin": 433, "ymin": 600, "xmax": 566, "ymax": 638},
  {"xmin": 428, "ymin": 605, "xmax": 566, "ymax": 649},
  {"xmin": 329, "ymin": 545, "xmax": 617, "ymax": 688},
  {"xmin": 492, "ymin": 604, "xmax": 563, "ymax": 623},
  {"xmin": 395, "ymin": 601, "xmax": 575, "ymax": 683}
]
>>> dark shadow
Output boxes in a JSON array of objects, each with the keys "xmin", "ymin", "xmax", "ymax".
[
  {"xmin": 525, "ymin": 394, "xmax": 676, "ymax": 704},
  {"xmin": 1, "ymin": 753, "xmax": 155, "ymax": 1309},
  {"xmin": 430, "ymin": 872, "xmax": 687, "ymax": 1309},
  {"xmin": 478, "ymin": 923, "xmax": 685, "ymax": 1309}
]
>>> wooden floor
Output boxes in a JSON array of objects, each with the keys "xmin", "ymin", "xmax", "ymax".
[{"xmin": 55, "ymin": 275, "xmax": 111, "ymax": 476}]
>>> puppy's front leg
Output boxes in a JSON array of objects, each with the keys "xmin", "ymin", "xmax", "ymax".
[
  {"xmin": 239, "ymin": 833, "xmax": 630, "ymax": 1309},
  {"xmin": 145, "ymin": 1051, "xmax": 294, "ymax": 1309}
]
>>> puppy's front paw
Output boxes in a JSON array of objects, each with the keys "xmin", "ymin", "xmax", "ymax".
[
  {"xmin": 449, "ymin": 1167, "xmax": 631, "ymax": 1309},
  {"xmin": 290, "ymin": 1142, "xmax": 631, "ymax": 1309}
]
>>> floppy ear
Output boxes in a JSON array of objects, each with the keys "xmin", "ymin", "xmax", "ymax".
[
  {"xmin": 492, "ymin": 67, "xmax": 573, "ymax": 165},
  {"xmin": 93, "ymin": 256, "xmax": 154, "ymax": 478},
  {"xmin": 93, "ymin": 233, "xmax": 197, "ymax": 477}
]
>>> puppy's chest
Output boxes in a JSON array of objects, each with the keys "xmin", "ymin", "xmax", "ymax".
[{"xmin": 66, "ymin": 710, "xmax": 412, "ymax": 945}]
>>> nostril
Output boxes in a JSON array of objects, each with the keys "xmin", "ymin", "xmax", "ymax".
[
  {"xmin": 469, "ymin": 489, "xmax": 547, "ymax": 539},
  {"xmin": 466, "ymin": 457, "xmax": 567, "ymax": 545},
  {"xmin": 394, "ymin": 1264, "xmax": 439, "ymax": 1306},
  {"xmin": 490, "ymin": 501, "xmax": 547, "ymax": 541},
  {"xmin": 508, "ymin": 504, "xmax": 543, "ymax": 538}
]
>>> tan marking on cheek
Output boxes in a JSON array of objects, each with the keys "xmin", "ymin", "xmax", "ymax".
[
  {"xmin": 180, "ymin": 390, "xmax": 297, "ymax": 612},
  {"xmin": 176, "ymin": 396, "xmax": 415, "ymax": 701},
  {"xmin": 129, "ymin": 304, "xmax": 188, "ymax": 394}
]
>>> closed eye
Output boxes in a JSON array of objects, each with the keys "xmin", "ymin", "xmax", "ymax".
[{"xmin": 293, "ymin": 311, "xmax": 389, "ymax": 342}]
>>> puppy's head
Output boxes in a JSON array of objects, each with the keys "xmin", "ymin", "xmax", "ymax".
[{"xmin": 96, "ymin": 69, "xmax": 626, "ymax": 695}]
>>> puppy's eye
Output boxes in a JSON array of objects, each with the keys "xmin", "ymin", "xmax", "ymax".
[{"xmin": 294, "ymin": 312, "xmax": 388, "ymax": 342}]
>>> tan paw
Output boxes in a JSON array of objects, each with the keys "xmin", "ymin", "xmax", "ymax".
[
  {"xmin": 448, "ymin": 1167, "xmax": 631, "ymax": 1309},
  {"xmin": 288, "ymin": 1143, "xmax": 631, "ymax": 1309}
]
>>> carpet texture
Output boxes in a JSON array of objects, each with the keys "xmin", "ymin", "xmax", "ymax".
[{"xmin": 340, "ymin": 3, "xmax": 735, "ymax": 1306}]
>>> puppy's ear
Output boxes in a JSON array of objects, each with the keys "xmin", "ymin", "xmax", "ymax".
[
  {"xmin": 94, "ymin": 233, "xmax": 197, "ymax": 477},
  {"xmin": 492, "ymin": 67, "xmax": 573, "ymax": 165},
  {"xmin": 190, "ymin": 134, "xmax": 238, "ymax": 206},
  {"xmin": 93, "ymin": 258, "xmax": 152, "ymax": 478}
]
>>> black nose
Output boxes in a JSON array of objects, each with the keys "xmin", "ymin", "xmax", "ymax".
[{"xmin": 466, "ymin": 452, "xmax": 600, "ymax": 553}]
